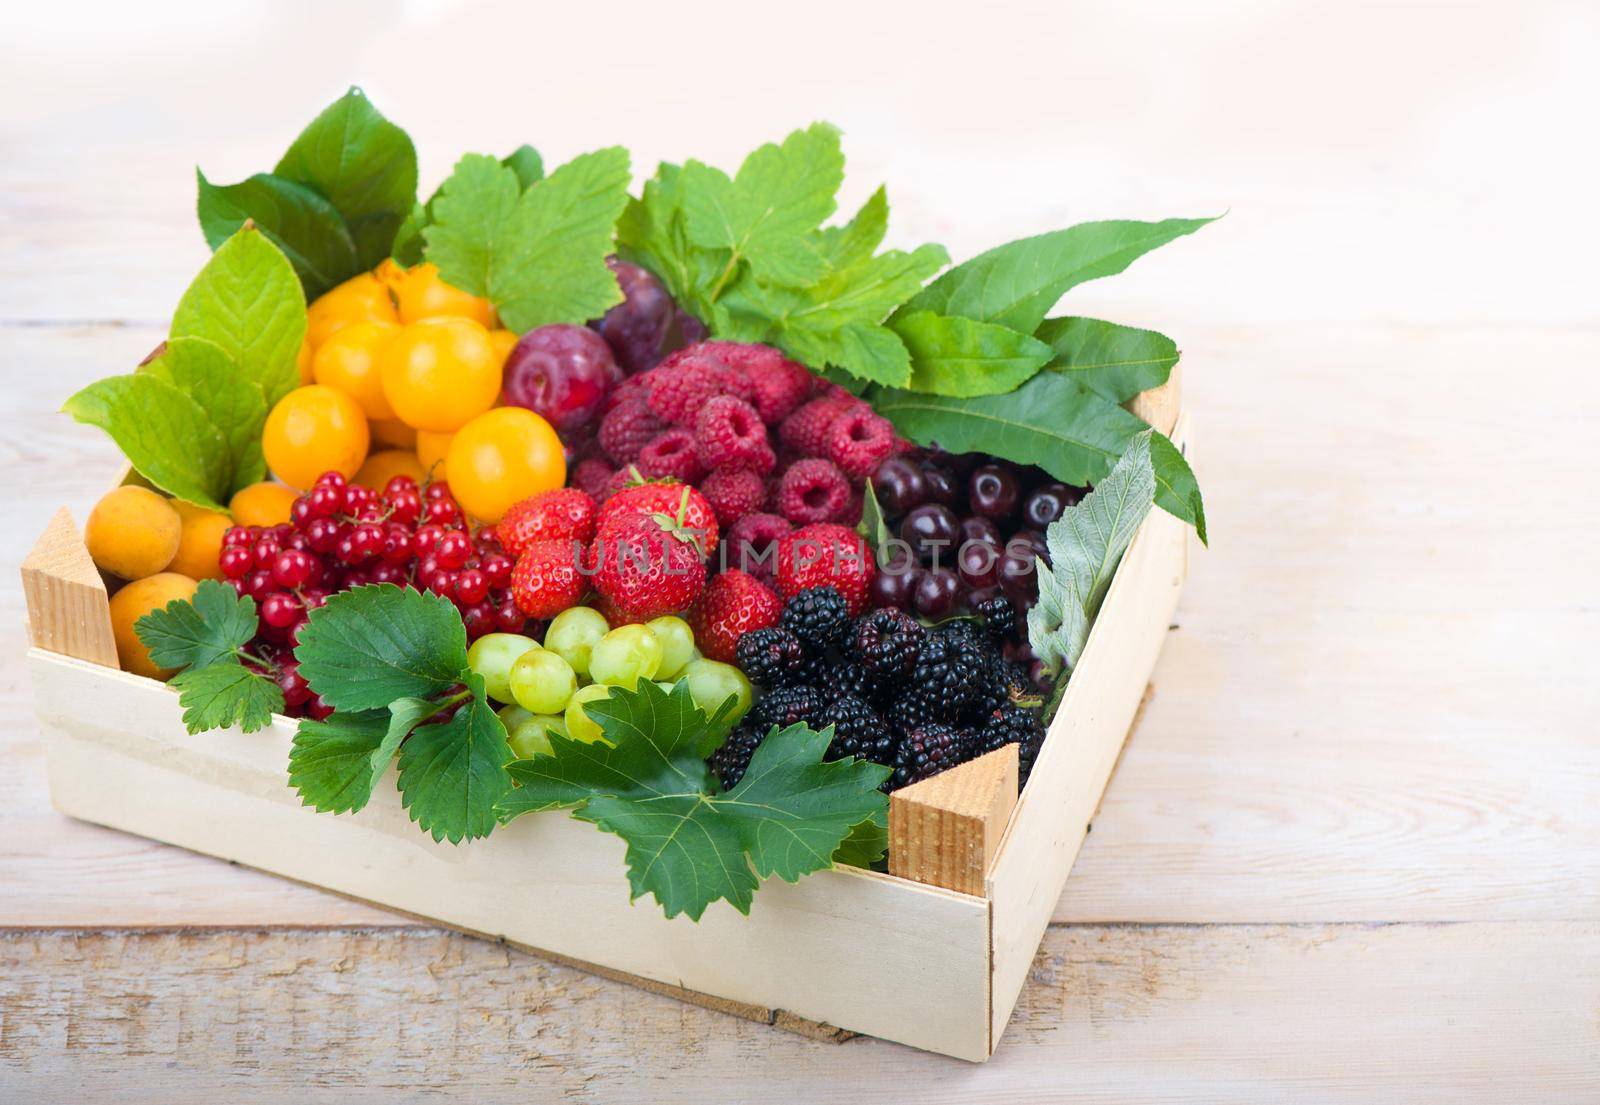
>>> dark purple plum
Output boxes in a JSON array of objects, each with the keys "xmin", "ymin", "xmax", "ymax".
[
  {"xmin": 592, "ymin": 258, "xmax": 677, "ymax": 374},
  {"xmin": 502, "ymin": 324, "xmax": 623, "ymax": 433}
]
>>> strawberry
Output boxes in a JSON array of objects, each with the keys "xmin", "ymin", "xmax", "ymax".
[
  {"xmin": 589, "ymin": 513, "xmax": 707, "ymax": 621},
  {"xmin": 510, "ymin": 539, "xmax": 589, "ymax": 618},
  {"xmin": 597, "ymin": 479, "xmax": 719, "ymax": 554},
  {"xmin": 688, "ymin": 570, "xmax": 782, "ymax": 662},
  {"xmin": 774, "ymin": 523, "xmax": 876, "ymax": 614},
  {"xmin": 498, "ymin": 488, "xmax": 598, "ymax": 557}
]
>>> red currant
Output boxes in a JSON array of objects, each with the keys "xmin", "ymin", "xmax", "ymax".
[
  {"xmin": 252, "ymin": 538, "xmax": 280, "ymax": 569},
  {"xmin": 305, "ymin": 517, "xmax": 340, "ymax": 554},
  {"xmin": 461, "ymin": 602, "xmax": 496, "ymax": 639},
  {"xmin": 424, "ymin": 481, "xmax": 453, "ymax": 502},
  {"xmin": 437, "ymin": 530, "xmax": 472, "ymax": 569},
  {"xmin": 271, "ymin": 549, "xmax": 317, "ymax": 588},
  {"xmin": 369, "ymin": 561, "xmax": 408, "ymax": 585},
  {"xmin": 315, "ymin": 471, "xmax": 347, "ymax": 492},
  {"xmin": 223, "ymin": 525, "xmax": 252, "ymax": 548},
  {"xmin": 411, "ymin": 524, "xmax": 446, "ymax": 558},
  {"xmin": 290, "ymin": 497, "xmax": 315, "ymax": 527},
  {"xmin": 480, "ymin": 553, "xmax": 513, "ymax": 588},
  {"xmin": 308, "ymin": 485, "xmax": 342, "ymax": 518},
  {"xmin": 306, "ymin": 694, "xmax": 335, "ymax": 721},
  {"xmin": 260, "ymin": 591, "xmax": 303, "ymax": 629},
  {"xmin": 219, "ymin": 546, "xmax": 253, "ymax": 579},
  {"xmin": 244, "ymin": 569, "xmax": 275, "ymax": 599},
  {"xmin": 454, "ymin": 568, "xmax": 489, "ymax": 605},
  {"xmin": 494, "ymin": 602, "xmax": 527, "ymax": 633},
  {"xmin": 388, "ymin": 490, "xmax": 422, "ymax": 525},
  {"xmin": 277, "ymin": 663, "xmax": 311, "ymax": 707},
  {"xmin": 384, "ymin": 475, "xmax": 419, "ymax": 498},
  {"xmin": 426, "ymin": 498, "xmax": 462, "ymax": 526}
]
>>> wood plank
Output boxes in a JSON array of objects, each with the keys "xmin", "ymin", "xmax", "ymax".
[
  {"xmin": 889, "ymin": 745, "xmax": 1018, "ymax": 895},
  {"xmin": 1, "ymin": 921, "xmax": 1593, "ymax": 1104},
  {"xmin": 19, "ymin": 508, "xmax": 117, "ymax": 668}
]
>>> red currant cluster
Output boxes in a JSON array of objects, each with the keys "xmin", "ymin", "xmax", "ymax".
[{"xmin": 217, "ymin": 470, "xmax": 530, "ymax": 718}]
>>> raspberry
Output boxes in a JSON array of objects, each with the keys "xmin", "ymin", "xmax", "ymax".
[
  {"xmin": 778, "ymin": 395, "xmax": 857, "ymax": 457},
  {"xmin": 775, "ymin": 458, "xmax": 851, "ymax": 525},
  {"xmin": 700, "ymin": 467, "xmax": 767, "ymax": 528},
  {"xmin": 635, "ymin": 428, "xmax": 707, "ymax": 484},
  {"xmin": 498, "ymin": 488, "xmax": 598, "ymax": 556},
  {"xmin": 825, "ymin": 406, "xmax": 897, "ymax": 479},
  {"xmin": 597, "ymin": 399, "xmax": 664, "ymax": 464},
  {"xmin": 694, "ymin": 396, "xmax": 774, "ymax": 473},
  {"xmin": 723, "ymin": 511, "xmax": 790, "ymax": 587},
  {"xmin": 774, "ymin": 523, "xmax": 875, "ymax": 614},
  {"xmin": 645, "ymin": 351, "xmax": 730, "ymax": 425},
  {"xmin": 571, "ymin": 457, "xmax": 615, "ymax": 502},
  {"xmin": 607, "ymin": 372, "xmax": 654, "ymax": 412},
  {"xmin": 688, "ymin": 568, "xmax": 782, "ymax": 662},
  {"xmin": 697, "ymin": 341, "xmax": 816, "ymax": 423}
]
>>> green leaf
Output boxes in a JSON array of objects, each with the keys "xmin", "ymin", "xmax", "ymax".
[
  {"xmin": 780, "ymin": 321, "xmax": 911, "ymax": 388},
  {"xmin": 170, "ymin": 662, "xmax": 284, "ymax": 734},
  {"xmin": 1028, "ymin": 432, "xmax": 1156, "ymax": 675},
  {"xmin": 681, "ymin": 122, "xmax": 844, "ymax": 287},
  {"xmin": 390, "ymin": 201, "xmax": 429, "ymax": 267},
  {"xmin": 274, "ymin": 87, "xmax": 418, "ymax": 269},
  {"xmin": 616, "ymin": 162, "xmax": 704, "ymax": 308},
  {"xmin": 142, "ymin": 337, "xmax": 268, "ymax": 493},
  {"xmin": 62, "ymin": 374, "xmax": 231, "ymax": 510},
  {"xmin": 898, "ymin": 217, "xmax": 1214, "ymax": 333},
  {"xmin": 375, "ymin": 696, "xmax": 442, "ymax": 780},
  {"xmin": 288, "ymin": 709, "xmax": 391, "ymax": 814},
  {"xmin": 814, "ymin": 185, "xmax": 888, "ymax": 270},
  {"xmin": 170, "ymin": 226, "xmax": 307, "ymax": 408},
  {"xmin": 195, "ymin": 169, "xmax": 361, "ymax": 300},
  {"xmin": 1150, "ymin": 431, "xmax": 1207, "ymax": 545},
  {"xmin": 294, "ymin": 584, "xmax": 470, "ymax": 712},
  {"xmin": 497, "ymin": 681, "xmax": 888, "ymax": 920},
  {"xmin": 502, "ymin": 145, "xmax": 544, "ymax": 188},
  {"xmin": 896, "ymin": 310, "xmax": 1055, "ymax": 397},
  {"xmin": 858, "ymin": 479, "xmax": 893, "ymax": 562},
  {"xmin": 134, "ymin": 579, "xmax": 258, "ymax": 671},
  {"xmin": 397, "ymin": 680, "xmax": 513, "ymax": 844},
  {"xmin": 425, "ymin": 148, "xmax": 631, "ymax": 333},
  {"xmin": 1035, "ymin": 316, "xmax": 1179, "ymax": 404},
  {"xmin": 869, "ymin": 370, "xmax": 1148, "ymax": 486},
  {"xmin": 832, "ymin": 808, "xmax": 888, "ymax": 869}
]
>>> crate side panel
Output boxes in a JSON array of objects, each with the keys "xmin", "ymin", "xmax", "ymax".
[{"xmin": 29, "ymin": 651, "xmax": 992, "ymax": 1061}]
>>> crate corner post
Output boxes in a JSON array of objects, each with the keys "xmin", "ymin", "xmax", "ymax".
[{"xmin": 22, "ymin": 506, "xmax": 118, "ymax": 668}]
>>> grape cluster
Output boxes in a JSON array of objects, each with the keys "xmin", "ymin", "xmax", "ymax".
[{"xmin": 218, "ymin": 470, "xmax": 531, "ymax": 718}]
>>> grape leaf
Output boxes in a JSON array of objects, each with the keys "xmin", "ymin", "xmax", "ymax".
[
  {"xmin": 195, "ymin": 169, "xmax": 361, "ymax": 300},
  {"xmin": 135, "ymin": 579, "xmax": 259, "ymax": 671},
  {"xmin": 294, "ymin": 584, "xmax": 470, "ymax": 712},
  {"xmin": 288, "ymin": 709, "xmax": 391, "ymax": 814},
  {"xmin": 171, "ymin": 226, "xmax": 307, "ymax": 408},
  {"xmin": 425, "ymin": 147, "xmax": 631, "ymax": 333},
  {"xmin": 170, "ymin": 662, "xmax": 284, "ymax": 734},
  {"xmin": 496, "ymin": 681, "xmax": 889, "ymax": 921},
  {"xmin": 895, "ymin": 310, "xmax": 1056, "ymax": 397},
  {"xmin": 62, "ymin": 373, "xmax": 231, "ymax": 510},
  {"xmin": 832, "ymin": 808, "xmax": 888, "ymax": 869},
  {"xmin": 1035, "ymin": 316, "xmax": 1179, "ymax": 404},
  {"xmin": 1028, "ymin": 432, "xmax": 1156, "ymax": 676},
  {"xmin": 273, "ymin": 87, "xmax": 418, "ymax": 270},
  {"xmin": 142, "ymin": 336, "xmax": 268, "ymax": 493},
  {"xmin": 396, "ymin": 677, "xmax": 513, "ymax": 844}
]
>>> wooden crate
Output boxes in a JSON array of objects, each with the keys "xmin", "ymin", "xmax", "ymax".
[{"xmin": 22, "ymin": 403, "xmax": 1192, "ymax": 1062}]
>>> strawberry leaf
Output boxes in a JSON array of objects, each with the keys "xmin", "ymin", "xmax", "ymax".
[
  {"xmin": 169, "ymin": 662, "xmax": 283, "ymax": 734},
  {"xmin": 134, "ymin": 579, "xmax": 258, "ymax": 671},
  {"xmin": 294, "ymin": 584, "xmax": 469, "ymax": 712},
  {"xmin": 396, "ymin": 675, "xmax": 513, "ymax": 844}
]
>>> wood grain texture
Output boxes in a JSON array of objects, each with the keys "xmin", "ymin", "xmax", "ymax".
[
  {"xmin": 890, "ymin": 745, "xmax": 1018, "ymax": 895},
  {"xmin": 19, "ymin": 508, "xmax": 117, "ymax": 668}
]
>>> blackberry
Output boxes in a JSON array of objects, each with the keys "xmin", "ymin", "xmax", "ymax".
[
  {"xmin": 852, "ymin": 607, "xmax": 925, "ymax": 679},
  {"xmin": 978, "ymin": 704, "xmax": 1046, "ymax": 789},
  {"xmin": 736, "ymin": 626, "xmax": 811, "ymax": 688},
  {"xmin": 890, "ymin": 723, "xmax": 967, "ymax": 789},
  {"xmin": 974, "ymin": 595, "xmax": 1015, "ymax": 642},
  {"xmin": 966, "ymin": 654, "xmax": 1032, "ymax": 722},
  {"xmin": 832, "ymin": 659, "xmax": 886, "ymax": 705},
  {"xmin": 709, "ymin": 723, "xmax": 764, "ymax": 790},
  {"xmin": 752, "ymin": 683, "xmax": 828, "ymax": 729},
  {"xmin": 780, "ymin": 586, "xmax": 852, "ymax": 654},
  {"xmin": 820, "ymin": 693, "xmax": 897, "ymax": 766},
  {"xmin": 903, "ymin": 625, "xmax": 987, "ymax": 722}
]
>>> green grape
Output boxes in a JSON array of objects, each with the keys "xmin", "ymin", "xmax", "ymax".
[
  {"xmin": 508, "ymin": 714, "xmax": 565, "ymax": 759},
  {"xmin": 509, "ymin": 648, "xmax": 578, "ymax": 714},
  {"xmin": 543, "ymin": 606, "xmax": 610, "ymax": 677},
  {"xmin": 588, "ymin": 624, "xmax": 664, "ymax": 689},
  {"xmin": 645, "ymin": 616, "xmax": 696, "ymax": 680},
  {"xmin": 566, "ymin": 683, "xmax": 613, "ymax": 743},
  {"xmin": 680, "ymin": 659, "xmax": 752, "ymax": 723},
  {"xmin": 466, "ymin": 632, "xmax": 541, "ymax": 703},
  {"xmin": 497, "ymin": 703, "xmax": 533, "ymax": 729}
]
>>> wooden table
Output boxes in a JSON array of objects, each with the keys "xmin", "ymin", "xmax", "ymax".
[{"xmin": 3, "ymin": 3, "xmax": 1597, "ymax": 1100}]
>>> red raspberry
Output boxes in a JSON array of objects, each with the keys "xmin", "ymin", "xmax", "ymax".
[
  {"xmin": 723, "ymin": 511, "xmax": 790, "ymax": 587},
  {"xmin": 825, "ymin": 406, "xmax": 898, "ymax": 479},
  {"xmin": 688, "ymin": 569, "xmax": 782, "ymax": 662},
  {"xmin": 775, "ymin": 457, "xmax": 851, "ymax": 525},
  {"xmin": 510, "ymin": 539, "xmax": 589, "ymax": 618},
  {"xmin": 699, "ymin": 467, "xmax": 767, "ymax": 527},
  {"xmin": 694, "ymin": 395, "xmax": 775, "ymax": 473},
  {"xmin": 645, "ymin": 351, "xmax": 730, "ymax": 425},
  {"xmin": 778, "ymin": 395, "xmax": 858, "ymax": 457},
  {"xmin": 598, "ymin": 480, "xmax": 720, "ymax": 554},
  {"xmin": 775, "ymin": 523, "xmax": 875, "ymax": 614},
  {"xmin": 597, "ymin": 399, "xmax": 664, "ymax": 464},
  {"xmin": 635, "ymin": 427, "xmax": 707, "ymax": 483},
  {"xmin": 571, "ymin": 457, "xmax": 615, "ymax": 502},
  {"xmin": 590, "ymin": 513, "xmax": 707, "ymax": 622},
  {"xmin": 607, "ymin": 372, "xmax": 654, "ymax": 412},
  {"xmin": 696, "ymin": 341, "xmax": 816, "ymax": 423},
  {"xmin": 498, "ymin": 488, "xmax": 598, "ymax": 557}
]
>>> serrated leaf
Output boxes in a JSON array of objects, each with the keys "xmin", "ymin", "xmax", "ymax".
[
  {"xmin": 294, "ymin": 584, "xmax": 469, "ymax": 711},
  {"xmin": 616, "ymin": 162, "xmax": 703, "ymax": 307},
  {"xmin": 134, "ymin": 578, "xmax": 258, "ymax": 671},
  {"xmin": 1150, "ymin": 431, "xmax": 1207, "ymax": 545},
  {"xmin": 782, "ymin": 321, "xmax": 911, "ymax": 388},
  {"xmin": 422, "ymin": 153, "xmax": 521, "ymax": 298},
  {"xmin": 898, "ymin": 217, "xmax": 1214, "ymax": 333},
  {"xmin": 397, "ymin": 682, "xmax": 513, "ymax": 844},
  {"xmin": 170, "ymin": 662, "xmax": 284, "ymax": 734},
  {"xmin": 832, "ymin": 808, "xmax": 888, "ymax": 869},
  {"xmin": 869, "ymin": 370, "xmax": 1147, "ymax": 486},
  {"xmin": 1028, "ymin": 432, "xmax": 1156, "ymax": 675},
  {"xmin": 274, "ymin": 87, "xmax": 418, "ymax": 269},
  {"xmin": 781, "ymin": 243, "xmax": 949, "ymax": 329},
  {"xmin": 171, "ymin": 226, "xmax": 307, "ymax": 408},
  {"xmin": 288, "ymin": 709, "xmax": 391, "ymax": 814},
  {"xmin": 62, "ymin": 374, "xmax": 231, "ymax": 509},
  {"xmin": 1035, "ymin": 316, "xmax": 1179, "ymax": 404},
  {"xmin": 498, "ymin": 681, "xmax": 888, "ymax": 920},
  {"xmin": 142, "ymin": 336, "xmax": 268, "ymax": 493},
  {"xmin": 681, "ymin": 123, "xmax": 844, "ymax": 287},
  {"xmin": 195, "ymin": 169, "xmax": 361, "ymax": 300},
  {"xmin": 814, "ymin": 185, "xmax": 888, "ymax": 270},
  {"xmin": 896, "ymin": 310, "xmax": 1056, "ymax": 397}
]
